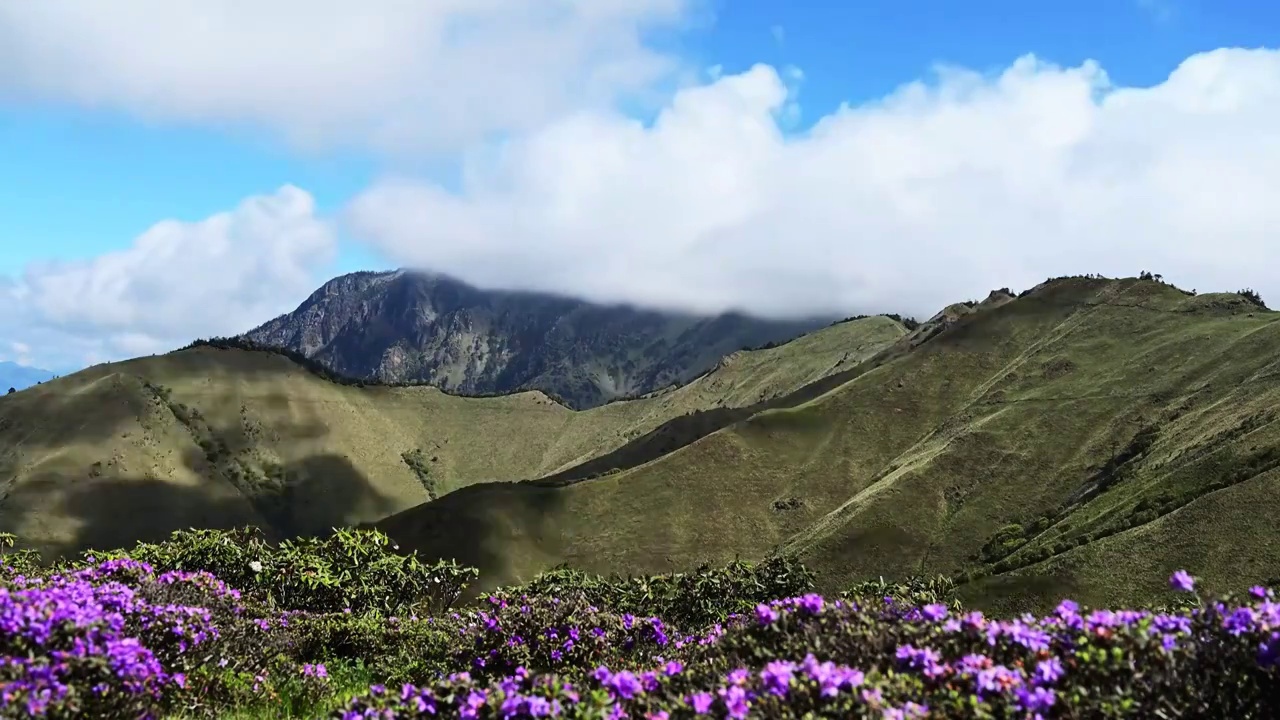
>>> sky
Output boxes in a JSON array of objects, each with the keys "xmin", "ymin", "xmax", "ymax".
[{"xmin": 2, "ymin": 0, "xmax": 1280, "ymax": 372}]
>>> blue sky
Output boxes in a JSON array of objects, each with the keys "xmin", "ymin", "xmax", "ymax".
[{"xmin": 2, "ymin": 0, "xmax": 1280, "ymax": 372}]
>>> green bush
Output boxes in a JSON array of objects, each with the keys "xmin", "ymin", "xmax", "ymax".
[
  {"xmin": 76, "ymin": 526, "xmax": 476, "ymax": 615},
  {"xmin": 496, "ymin": 554, "xmax": 816, "ymax": 630}
]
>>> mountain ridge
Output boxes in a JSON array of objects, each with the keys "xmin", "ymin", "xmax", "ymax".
[
  {"xmin": 0, "ymin": 313, "xmax": 903, "ymax": 561},
  {"xmin": 373, "ymin": 276, "xmax": 1280, "ymax": 612},
  {"xmin": 5, "ymin": 273, "xmax": 1277, "ymax": 614},
  {"xmin": 243, "ymin": 269, "xmax": 837, "ymax": 409}
]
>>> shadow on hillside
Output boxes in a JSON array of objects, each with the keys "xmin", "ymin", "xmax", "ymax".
[
  {"xmin": 957, "ymin": 571, "xmax": 1086, "ymax": 617},
  {"xmin": 3, "ymin": 451, "xmax": 398, "ymax": 561},
  {"xmin": 375, "ymin": 480, "xmax": 567, "ymax": 591},
  {"xmin": 530, "ymin": 334, "xmax": 909, "ymax": 487}
]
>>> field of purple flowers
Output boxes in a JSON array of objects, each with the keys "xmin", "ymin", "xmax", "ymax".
[{"xmin": 1, "ymin": 527, "xmax": 1276, "ymax": 719}]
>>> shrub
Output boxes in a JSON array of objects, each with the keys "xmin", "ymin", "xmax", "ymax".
[
  {"xmin": 497, "ymin": 555, "xmax": 816, "ymax": 630},
  {"xmin": 79, "ymin": 526, "xmax": 476, "ymax": 616},
  {"xmin": 1238, "ymin": 288, "xmax": 1268, "ymax": 309}
]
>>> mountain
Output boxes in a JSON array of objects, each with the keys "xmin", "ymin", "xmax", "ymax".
[
  {"xmin": 242, "ymin": 270, "xmax": 835, "ymax": 409},
  {"xmin": 0, "ymin": 314, "xmax": 904, "ymax": 560},
  {"xmin": 0, "ymin": 361, "xmax": 55, "ymax": 393},
  {"xmin": 374, "ymin": 276, "xmax": 1280, "ymax": 613},
  {"xmin": 9, "ymin": 273, "xmax": 1279, "ymax": 615}
]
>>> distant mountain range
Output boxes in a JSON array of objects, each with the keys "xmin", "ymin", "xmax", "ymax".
[
  {"xmin": 0, "ymin": 361, "xmax": 55, "ymax": 392},
  {"xmin": 243, "ymin": 270, "xmax": 835, "ymax": 409}
]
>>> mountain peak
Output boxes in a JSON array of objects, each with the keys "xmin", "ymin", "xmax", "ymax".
[{"xmin": 244, "ymin": 271, "xmax": 832, "ymax": 408}]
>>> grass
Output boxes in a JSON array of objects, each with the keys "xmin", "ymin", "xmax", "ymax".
[
  {"xmin": 375, "ymin": 277, "xmax": 1280, "ymax": 611},
  {"xmin": 0, "ymin": 315, "xmax": 903, "ymax": 561}
]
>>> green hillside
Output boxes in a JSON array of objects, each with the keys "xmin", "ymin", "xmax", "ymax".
[
  {"xmin": 376, "ymin": 276, "xmax": 1280, "ymax": 612},
  {"xmin": 0, "ymin": 315, "xmax": 903, "ymax": 560}
]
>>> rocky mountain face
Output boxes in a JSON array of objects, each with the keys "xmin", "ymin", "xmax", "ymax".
[{"xmin": 243, "ymin": 270, "xmax": 831, "ymax": 408}]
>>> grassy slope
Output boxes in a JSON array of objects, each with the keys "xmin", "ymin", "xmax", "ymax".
[
  {"xmin": 0, "ymin": 316, "xmax": 903, "ymax": 559},
  {"xmin": 378, "ymin": 278, "xmax": 1280, "ymax": 610}
]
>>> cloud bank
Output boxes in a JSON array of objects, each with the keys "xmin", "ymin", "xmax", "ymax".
[{"xmin": 347, "ymin": 49, "xmax": 1280, "ymax": 318}]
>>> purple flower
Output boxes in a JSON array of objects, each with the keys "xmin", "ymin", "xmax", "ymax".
[
  {"xmin": 1251, "ymin": 631, "xmax": 1280, "ymax": 667},
  {"xmin": 719, "ymin": 685, "xmax": 749, "ymax": 719},
  {"xmin": 759, "ymin": 659, "xmax": 796, "ymax": 696},
  {"xmin": 1017, "ymin": 686, "xmax": 1057, "ymax": 713},
  {"xmin": 1170, "ymin": 570, "xmax": 1196, "ymax": 593},
  {"xmin": 1033, "ymin": 657, "xmax": 1064, "ymax": 685},
  {"xmin": 606, "ymin": 670, "xmax": 642, "ymax": 699},
  {"xmin": 1224, "ymin": 607, "xmax": 1257, "ymax": 636},
  {"xmin": 754, "ymin": 603, "xmax": 779, "ymax": 625},
  {"xmin": 687, "ymin": 691, "xmax": 714, "ymax": 714},
  {"xmin": 798, "ymin": 593, "xmax": 825, "ymax": 615},
  {"xmin": 921, "ymin": 603, "xmax": 948, "ymax": 621}
]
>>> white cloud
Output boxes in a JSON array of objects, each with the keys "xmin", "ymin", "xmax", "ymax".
[
  {"xmin": 4, "ymin": 5, "xmax": 1279, "ymax": 365},
  {"xmin": 6, "ymin": 186, "xmax": 336, "ymax": 364},
  {"xmin": 345, "ymin": 49, "xmax": 1280, "ymax": 318},
  {"xmin": 0, "ymin": 0, "xmax": 691, "ymax": 154}
]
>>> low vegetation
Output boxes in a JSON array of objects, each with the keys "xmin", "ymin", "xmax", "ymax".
[{"xmin": 1, "ymin": 528, "xmax": 1276, "ymax": 719}]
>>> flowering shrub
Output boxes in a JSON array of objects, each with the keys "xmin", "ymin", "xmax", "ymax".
[
  {"xmin": 2, "ymin": 527, "xmax": 1277, "ymax": 718},
  {"xmin": 0, "ymin": 558, "xmax": 298, "ymax": 718},
  {"xmin": 336, "ymin": 578, "xmax": 1280, "ymax": 718},
  {"xmin": 447, "ymin": 591, "xmax": 676, "ymax": 683}
]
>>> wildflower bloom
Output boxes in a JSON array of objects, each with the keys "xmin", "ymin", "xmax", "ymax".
[{"xmin": 1170, "ymin": 570, "xmax": 1196, "ymax": 593}]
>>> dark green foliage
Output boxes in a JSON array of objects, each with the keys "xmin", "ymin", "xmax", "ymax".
[
  {"xmin": 401, "ymin": 448, "xmax": 438, "ymax": 499},
  {"xmin": 825, "ymin": 313, "xmax": 920, "ymax": 331},
  {"xmin": 1088, "ymin": 423, "xmax": 1161, "ymax": 497},
  {"xmin": 978, "ymin": 523, "xmax": 1030, "ymax": 564},
  {"xmin": 79, "ymin": 526, "xmax": 476, "ymax": 615},
  {"xmin": 493, "ymin": 555, "xmax": 817, "ymax": 630},
  {"xmin": 1238, "ymin": 288, "xmax": 1268, "ymax": 309},
  {"xmin": 291, "ymin": 611, "xmax": 454, "ymax": 686},
  {"xmin": 841, "ymin": 575, "xmax": 963, "ymax": 611},
  {"xmin": 0, "ymin": 532, "xmax": 40, "ymax": 575}
]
